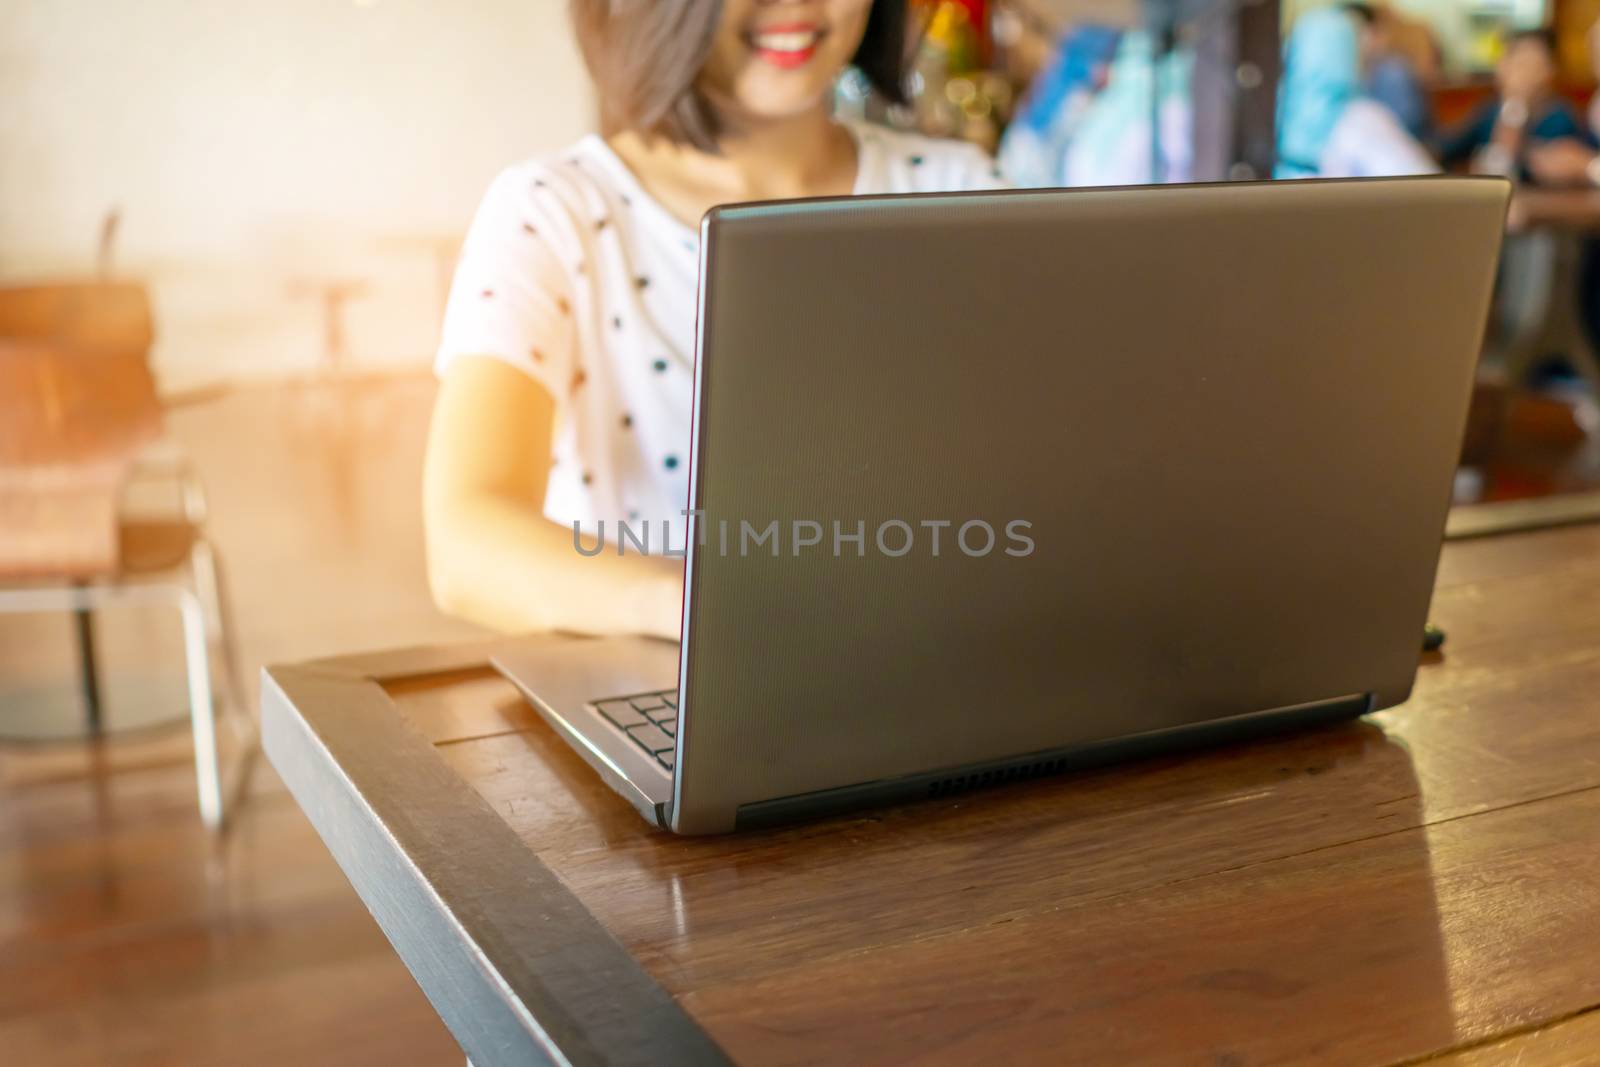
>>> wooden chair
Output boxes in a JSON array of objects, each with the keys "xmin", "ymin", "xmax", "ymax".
[{"xmin": 0, "ymin": 283, "xmax": 244, "ymax": 830}]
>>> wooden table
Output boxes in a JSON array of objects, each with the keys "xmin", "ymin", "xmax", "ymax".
[
  {"xmin": 262, "ymin": 522, "xmax": 1600, "ymax": 1066},
  {"xmin": 1509, "ymin": 187, "xmax": 1600, "ymax": 234}
]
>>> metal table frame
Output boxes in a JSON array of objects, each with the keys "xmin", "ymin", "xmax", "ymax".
[{"xmin": 261, "ymin": 642, "xmax": 733, "ymax": 1067}]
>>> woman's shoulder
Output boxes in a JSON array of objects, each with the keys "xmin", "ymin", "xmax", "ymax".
[
  {"xmin": 473, "ymin": 137, "xmax": 629, "ymax": 235},
  {"xmin": 847, "ymin": 120, "xmax": 1007, "ymax": 192}
]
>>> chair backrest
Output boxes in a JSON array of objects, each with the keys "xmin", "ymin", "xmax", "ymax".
[
  {"xmin": 0, "ymin": 339, "xmax": 163, "ymax": 579},
  {"xmin": 0, "ymin": 282, "xmax": 155, "ymax": 356}
]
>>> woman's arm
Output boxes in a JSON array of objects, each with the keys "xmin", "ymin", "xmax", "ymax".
[{"xmin": 423, "ymin": 355, "xmax": 683, "ymax": 638}]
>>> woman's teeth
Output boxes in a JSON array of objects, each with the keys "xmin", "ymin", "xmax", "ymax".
[{"xmin": 752, "ymin": 30, "xmax": 820, "ymax": 54}]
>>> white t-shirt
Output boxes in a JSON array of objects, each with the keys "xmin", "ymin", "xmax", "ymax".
[
  {"xmin": 436, "ymin": 121, "xmax": 1005, "ymax": 536},
  {"xmin": 1318, "ymin": 99, "xmax": 1439, "ymax": 178}
]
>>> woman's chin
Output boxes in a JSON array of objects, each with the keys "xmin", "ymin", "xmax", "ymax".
[
  {"xmin": 727, "ymin": 86, "xmax": 838, "ymax": 124},
  {"xmin": 731, "ymin": 62, "xmax": 849, "ymax": 111}
]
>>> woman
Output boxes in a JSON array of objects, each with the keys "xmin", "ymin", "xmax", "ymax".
[
  {"xmin": 424, "ymin": 0, "xmax": 1004, "ymax": 638},
  {"xmin": 1276, "ymin": 7, "xmax": 1437, "ymax": 179},
  {"xmin": 1062, "ymin": 31, "xmax": 1194, "ymax": 188},
  {"xmin": 1437, "ymin": 28, "xmax": 1594, "ymax": 182}
]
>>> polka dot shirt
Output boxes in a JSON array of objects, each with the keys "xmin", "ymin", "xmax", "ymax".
[{"xmin": 435, "ymin": 120, "xmax": 1007, "ymax": 536}]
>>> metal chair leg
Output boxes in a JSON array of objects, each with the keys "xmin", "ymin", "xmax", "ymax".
[
  {"xmin": 189, "ymin": 538, "xmax": 245, "ymax": 720},
  {"xmin": 176, "ymin": 588, "xmax": 223, "ymax": 830},
  {"xmin": 0, "ymin": 581, "xmax": 228, "ymax": 830},
  {"xmin": 194, "ymin": 539, "xmax": 263, "ymax": 819},
  {"xmin": 71, "ymin": 592, "xmax": 104, "ymax": 735}
]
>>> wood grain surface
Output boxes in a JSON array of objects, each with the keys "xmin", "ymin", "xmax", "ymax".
[
  {"xmin": 378, "ymin": 521, "xmax": 1600, "ymax": 1065},
  {"xmin": 1, "ymin": 378, "xmax": 478, "ymax": 1065}
]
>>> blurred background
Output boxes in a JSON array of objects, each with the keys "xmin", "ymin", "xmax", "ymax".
[{"xmin": 4, "ymin": 0, "xmax": 1600, "ymax": 1062}]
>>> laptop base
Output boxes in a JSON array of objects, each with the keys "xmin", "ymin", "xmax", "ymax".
[{"xmin": 732, "ymin": 692, "xmax": 1373, "ymax": 832}]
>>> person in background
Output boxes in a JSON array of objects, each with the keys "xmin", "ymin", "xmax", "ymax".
[
  {"xmin": 422, "ymin": 0, "xmax": 1006, "ymax": 639},
  {"xmin": 1061, "ymin": 31, "xmax": 1194, "ymax": 187},
  {"xmin": 1512, "ymin": 19, "xmax": 1600, "ymax": 185},
  {"xmin": 1275, "ymin": 7, "xmax": 1438, "ymax": 179},
  {"xmin": 1436, "ymin": 28, "xmax": 1595, "ymax": 181},
  {"xmin": 1343, "ymin": 1, "xmax": 1436, "ymax": 142},
  {"xmin": 1492, "ymin": 17, "xmax": 1600, "ymax": 373},
  {"xmin": 997, "ymin": 24, "xmax": 1121, "ymax": 187}
]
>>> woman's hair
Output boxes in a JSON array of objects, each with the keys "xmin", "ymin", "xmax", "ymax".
[
  {"xmin": 570, "ymin": 0, "xmax": 909, "ymax": 152},
  {"xmin": 1502, "ymin": 27, "xmax": 1558, "ymax": 60}
]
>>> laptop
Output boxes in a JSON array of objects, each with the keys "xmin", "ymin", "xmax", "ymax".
[{"xmin": 494, "ymin": 176, "xmax": 1509, "ymax": 835}]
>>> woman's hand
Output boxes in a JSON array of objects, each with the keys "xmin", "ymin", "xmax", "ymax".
[{"xmin": 424, "ymin": 356, "xmax": 683, "ymax": 638}]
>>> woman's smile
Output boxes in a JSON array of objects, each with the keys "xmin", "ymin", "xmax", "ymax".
[{"xmin": 745, "ymin": 22, "xmax": 829, "ymax": 70}]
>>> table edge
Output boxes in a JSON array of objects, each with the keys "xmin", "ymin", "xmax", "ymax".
[
  {"xmin": 1445, "ymin": 489, "xmax": 1600, "ymax": 540},
  {"xmin": 260, "ymin": 645, "xmax": 734, "ymax": 1067}
]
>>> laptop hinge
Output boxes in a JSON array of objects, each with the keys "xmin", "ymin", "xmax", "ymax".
[{"xmin": 733, "ymin": 692, "xmax": 1373, "ymax": 831}]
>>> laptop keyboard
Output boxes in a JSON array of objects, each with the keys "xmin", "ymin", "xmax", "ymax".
[{"xmin": 594, "ymin": 690, "xmax": 678, "ymax": 772}]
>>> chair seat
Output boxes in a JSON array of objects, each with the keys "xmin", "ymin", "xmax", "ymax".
[
  {"xmin": 119, "ymin": 518, "xmax": 199, "ymax": 574},
  {"xmin": 0, "ymin": 475, "xmax": 119, "ymax": 580},
  {"xmin": 0, "ymin": 515, "xmax": 198, "ymax": 584}
]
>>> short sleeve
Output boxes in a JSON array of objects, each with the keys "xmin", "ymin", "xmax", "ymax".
[{"xmin": 435, "ymin": 167, "xmax": 578, "ymax": 400}]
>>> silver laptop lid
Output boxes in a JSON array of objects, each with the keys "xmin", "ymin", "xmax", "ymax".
[{"xmin": 673, "ymin": 177, "xmax": 1508, "ymax": 834}]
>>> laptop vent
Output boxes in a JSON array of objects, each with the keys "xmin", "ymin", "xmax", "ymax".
[{"xmin": 927, "ymin": 757, "xmax": 1068, "ymax": 799}]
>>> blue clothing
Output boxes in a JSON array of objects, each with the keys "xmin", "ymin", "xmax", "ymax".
[
  {"xmin": 1276, "ymin": 10, "xmax": 1363, "ymax": 178},
  {"xmin": 998, "ymin": 25, "xmax": 1122, "ymax": 187},
  {"xmin": 1067, "ymin": 31, "xmax": 1194, "ymax": 185},
  {"xmin": 1011, "ymin": 26, "xmax": 1122, "ymax": 136},
  {"xmin": 1366, "ymin": 56, "xmax": 1432, "ymax": 142}
]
